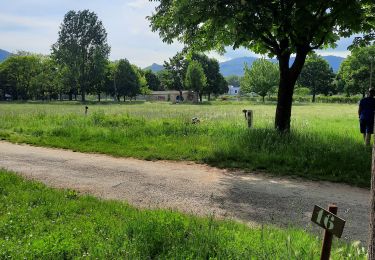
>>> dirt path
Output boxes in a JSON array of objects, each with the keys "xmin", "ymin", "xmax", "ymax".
[{"xmin": 0, "ymin": 141, "xmax": 370, "ymax": 243}]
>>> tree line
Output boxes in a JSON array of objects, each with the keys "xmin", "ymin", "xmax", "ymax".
[
  {"xmin": 226, "ymin": 45, "xmax": 375, "ymax": 103},
  {"xmin": 0, "ymin": 10, "xmax": 228, "ymax": 102}
]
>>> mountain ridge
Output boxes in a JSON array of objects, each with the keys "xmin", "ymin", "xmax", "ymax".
[
  {"xmin": 145, "ymin": 55, "xmax": 345, "ymax": 77},
  {"xmin": 0, "ymin": 49, "xmax": 12, "ymax": 62}
]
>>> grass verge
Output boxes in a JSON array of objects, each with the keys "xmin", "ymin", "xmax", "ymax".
[
  {"xmin": 0, "ymin": 169, "xmax": 367, "ymax": 259},
  {"xmin": 0, "ymin": 102, "xmax": 371, "ymax": 187}
]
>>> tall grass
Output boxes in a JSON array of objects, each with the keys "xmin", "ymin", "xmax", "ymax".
[
  {"xmin": 0, "ymin": 169, "xmax": 367, "ymax": 259},
  {"xmin": 0, "ymin": 102, "xmax": 370, "ymax": 187}
]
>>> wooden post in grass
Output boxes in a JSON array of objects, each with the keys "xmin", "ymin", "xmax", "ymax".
[
  {"xmin": 311, "ymin": 204, "xmax": 345, "ymax": 260},
  {"xmin": 320, "ymin": 204, "xmax": 337, "ymax": 260},
  {"xmin": 242, "ymin": 109, "xmax": 253, "ymax": 128},
  {"xmin": 368, "ymin": 140, "xmax": 375, "ymax": 259}
]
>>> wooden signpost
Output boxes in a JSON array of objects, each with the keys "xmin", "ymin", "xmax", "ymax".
[
  {"xmin": 242, "ymin": 109, "xmax": 253, "ymax": 128},
  {"xmin": 311, "ymin": 204, "xmax": 346, "ymax": 260}
]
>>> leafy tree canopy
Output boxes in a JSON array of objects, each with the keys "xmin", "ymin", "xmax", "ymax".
[
  {"xmin": 52, "ymin": 10, "xmax": 110, "ymax": 101},
  {"xmin": 298, "ymin": 54, "xmax": 335, "ymax": 102},
  {"xmin": 184, "ymin": 60, "xmax": 207, "ymax": 101},
  {"xmin": 338, "ymin": 45, "xmax": 375, "ymax": 96},
  {"xmin": 241, "ymin": 58, "xmax": 279, "ymax": 102},
  {"xmin": 150, "ymin": 0, "xmax": 374, "ymax": 131}
]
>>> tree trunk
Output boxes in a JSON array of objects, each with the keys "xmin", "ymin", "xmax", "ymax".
[
  {"xmin": 98, "ymin": 93, "xmax": 101, "ymax": 102},
  {"xmin": 124, "ymin": 96, "xmax": 126, "ymax": 102},
  {"xmin": 81, "ymin": 91, "xmax": 85, "ymax": 102},
  {"xmin": 275, "ymin": 50, "xmax": 308, "ymax": 131},
  {"xmin": 312, "ymin": 93, "xmax": 316, "ymax": 103},
  {"xmin": 369, "ymin": 142, "xmax": 375, "ymax": 259},
  {"xmin": 208, "ymin": 93, "xmax": 211, "ymax": 101},
  {"xmin": 262, "ymin": 96, "xmax": 265, "ymax": 103},
  {"xmin": 199, "ymin": 93, "xmax": 202, "ymax": 102}
]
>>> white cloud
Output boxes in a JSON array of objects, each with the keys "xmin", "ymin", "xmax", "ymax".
[{"xmin": 126, "ymin": 0, "xmax": 149, "ymax": 9}]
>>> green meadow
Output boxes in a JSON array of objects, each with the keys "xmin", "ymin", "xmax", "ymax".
[
  {"xmin": 0, "ymin": 169, "xmax": 367, "ymax": 259},
  {"xmin": 0, "ymin": 101, "xmax": 370, "ymax": 187}
]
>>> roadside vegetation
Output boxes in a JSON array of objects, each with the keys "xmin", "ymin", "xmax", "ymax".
[
  {"xmin": 0, "ymin": 169, "xmax": 367, "ymax": 258},
  {"xmin": 0, "ymin": 102, "xmax": 370, "ymax": 187}
]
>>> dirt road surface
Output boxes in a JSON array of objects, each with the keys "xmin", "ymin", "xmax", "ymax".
[{"xmin": 0, "ymin": 141, "xmax": 370, "ymax": 243}]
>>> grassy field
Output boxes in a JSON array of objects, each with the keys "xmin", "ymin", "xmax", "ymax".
[
  {"xmin": 0, "ymin": 101, "xmax": 370, "ymax": 187},
  {"xmin": 0, "ymin": 169, "xmax": 367, "ymax": 259}
]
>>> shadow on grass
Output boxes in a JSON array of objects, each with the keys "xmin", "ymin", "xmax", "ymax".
[{"xmin": 205, "ymin": 128, "xmax": 371, "ymax": 187}]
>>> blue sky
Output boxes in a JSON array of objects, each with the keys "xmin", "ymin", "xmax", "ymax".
[{"xmin": 1, "ymin": 0, "xmax": 354, "ymax": 67}]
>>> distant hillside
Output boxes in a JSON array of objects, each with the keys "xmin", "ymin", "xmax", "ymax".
[
  {"xmin": 220, "ymin": 55, "xmax": 345, "ymax": 76},
  {"xmin": 219, "ymin": 57, "xmax": 258, "ymax": 77},
  {"xmin": 321, "ymin": 56, "xmax": 345, "ymax": 72},
  {"xmin": 144, "ymin": 63, "xmax": 164, "ymax": 73},
  {"xmin": 145, "ymin": 55, "xmax": 345, "ymax": 77},
  {"xmin": 0, "ymin": 49, "xmax": 12, "ymax": 62}
]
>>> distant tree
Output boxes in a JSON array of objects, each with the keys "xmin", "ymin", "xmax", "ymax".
[
  {"xmin": 52, "ymin": 10, "xmax": 110, "ymax": 102},
  {"xmin": 164, "ymin": 52, "xmax": 188, "ymax": 93},
  {"xmin": 184, "ymin": 61, "xmax": 207, "ymax": 102},
  {"xmin": 0, "ymin": 55, "xmax": 40, "ymax": 100},
  {"xmin": 226, "ymin": 75, "xmax": 241, "ymax": 88},
  {"xmin": 114, "ymin": 59, "xmax": 139, "ymax": 101},
  {"xmin": 191, "ymin": 53, "xmax": 225, "ymax": 100},
  {"xmin": 157, "ymin": 69, "xmax": 174, "ymax": 90},
  {"xmin": 215, "ymin": 74, "xmax": 229, "ymax": 97},
  {"xmin": 89, "ymin": 50, "xmax": 108, "ymax": 102},
  {"xmin": 298, "ymin": 54, "xmax": 335, "ymax": 102},
  {"xmin": 144, "ymin": 70, "xmax": 162, "ymax": 91},
  {"xmin": 338, "ymin": 45, "xmax": 375, "ymax": 97},
  {"xmin": 30, "ymin": 56, "xmax": 60, "ymax": 100},
  {"xmin": 241, "ymin": 59, "xmax": 279, "ymax": 102},
  {"xmin": 150, "ymin": 0, "xmax": 374, "ymax": 131}
]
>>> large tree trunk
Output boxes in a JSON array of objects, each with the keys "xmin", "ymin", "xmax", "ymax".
[
  {"xmin": 275, "ymin": 50, "xmax": 308, "ymax": 131},
  {"xmin": 98, "ymin": 93, "xmax": 101, "ymax": 102},
  {"xmin": 208, "ymin": 93, "xmax": 211, "ymax": 101},
  {"xmin": 312, "ymin": 92, "xmax": 316, "ymax": 103}
]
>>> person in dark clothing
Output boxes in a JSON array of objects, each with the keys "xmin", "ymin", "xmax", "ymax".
[{"xmin": 359, "ymin": 88, "xmax": 375, "ymax": 145}]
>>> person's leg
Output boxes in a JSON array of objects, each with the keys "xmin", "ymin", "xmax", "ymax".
[
  {"xmin": 366, "ymin": 133, "xmax": 371, "ymax": 146},
  {"xmin": 366, "ymin": 120, "xmax": 374, "ymax": 146},
  {"xmin": 360, "ymin": 119, "xmax": 366, "ymax": 143}
]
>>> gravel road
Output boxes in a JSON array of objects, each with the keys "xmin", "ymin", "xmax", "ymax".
[{"xmin": 0, "ymin": 141, "xmax": 370, "ymax": 243}]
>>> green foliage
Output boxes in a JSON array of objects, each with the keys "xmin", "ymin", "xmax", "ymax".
[
  {"xmin": 184, "ymin": 61, "xmax": 207, "ymax": 100},
  {"xmin": 156, "ymin": 69, "xmax": 174, "ymax": 90},
  {"xmin": 52, "ymin": 10, "xmax": 110, "ymax": 101},
  {"xmin": 190, "ymin": 53, "xmax": 227, "ymax": 98},
  {"xmin": 338, "ymin": 45, "xmax": 375, "ymax": 96},
  {"xmin": 294, "ymin": 87, "xmax": 311, "ymax": 96},
  {"xmin": 0, "ymin": 170, "xmax": 366, "ymax": 259},
  {"xmin": 298, "ymin": 54, "xmax": 335, "ymax": 102},
  {"xmin": 114, "ymin": 59, "xmax": 140, "ymax": 101},
  {"xmin": 241, "ymin": 59, "xmax": 279, "ymax": 101},
  {"xmin": 0, "ymin": 55, "xmax": 42, "ymax": 100},
  {"xmin": 144, "ymin": 70, "xmax": 162, "ymax": 91},
  {"xmin": 0, "ymin": 102, "xmax": 371, "ymax": 187},
  {"xmin": 163, "ymin": 52, "xmax": 188, "ymax": 91}
]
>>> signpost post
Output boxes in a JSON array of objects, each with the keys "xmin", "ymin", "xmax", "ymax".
[
  {"xmin": 311, "ymin": 204, "xmax": 346, "ymax": 260},
  {"xmin": 242, "ymin": 109, "xmax": 253, "ymax": 128}
]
